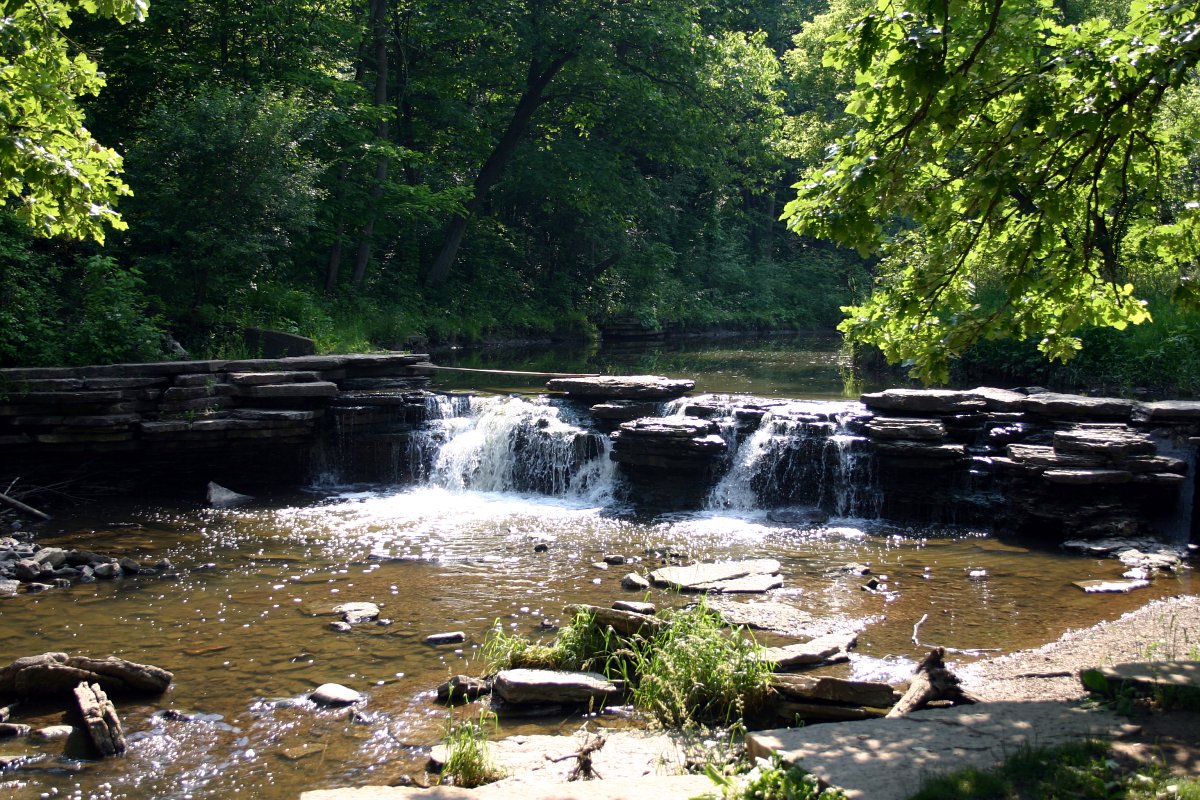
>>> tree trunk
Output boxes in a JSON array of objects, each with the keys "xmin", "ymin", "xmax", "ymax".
[
  {"xmin": 424, "ymin": 52, "xmax": 574, "ymax": 287},
  {"xmin": 351, "ymin": 0, "xmax": 389, "ymax": 290},
  {"xmin": 324, "ymin": 1, "xmax": 372, "ymax": 294}
]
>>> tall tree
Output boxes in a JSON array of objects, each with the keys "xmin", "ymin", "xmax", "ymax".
[
  {"xmin": 784, "ymin": 0, "xmax": 1200, "ymax": 381},
  {"xmin": 0, "ymin": 0, "xmax": 146, "ymax": 243}
]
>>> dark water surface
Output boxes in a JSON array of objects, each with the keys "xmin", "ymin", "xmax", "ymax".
[{"xmin": 0, "ymin": 335, "xmax": 1193, "ymax": 800}]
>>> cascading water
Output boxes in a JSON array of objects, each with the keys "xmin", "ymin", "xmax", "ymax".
[
  {"xmin": 704, "ymin": 398, "xmax": 880, "ymax": 517},
  {"xmin": 410, "ymin": 394, "xmax": 616, "ymax": 502}
]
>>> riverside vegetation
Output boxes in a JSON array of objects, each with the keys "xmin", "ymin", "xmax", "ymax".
[{"xmin": 7, "ymin": 1, "xmax": 1200, "ymax": 396}]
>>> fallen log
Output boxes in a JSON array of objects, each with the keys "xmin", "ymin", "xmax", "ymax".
[
  {"xmin": 0, "ymin": 491, "xmax": 50, "ymax": 521},
  {"xmin": 886, "ymin": 647, "xmax": 981, "ymax": 718}
]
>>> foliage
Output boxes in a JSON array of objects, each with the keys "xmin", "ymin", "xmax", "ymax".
[
  {"xmin": 784, "ymin": 0, "xmax": 1200, "ymax": 382},
  {"xmin": 0, "ymin": 0, "xmax": 145, "ymax": 243},
  {"xmin": 0, "ymin": 216, "xmax": 164, "ymax": 365},
  {"xmin": 628, "ymin": 599, "xmax": 775, "ymax": 728},
  {"xmin": 703, "ymin": 755, "xmax": 847, "ymax": 800},
  {"xmin": 122, "ymin": 86, "xmax": 324, "ymax": 341},
  {"xmin": 910, "ymin": 740, "xmax": 1200, "ymax": 800},
  {"xmin": 439, "ymin": 707, "xmax": 505, "ymax": 788},
  {"xmin": 481, "ymin": 600, "xmax": 774, "ymax": 729}
]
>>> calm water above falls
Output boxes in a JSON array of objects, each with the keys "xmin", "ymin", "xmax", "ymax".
[{"xmin": 1, "ymin": 335, "xmax": 1194, "ymax": 800}]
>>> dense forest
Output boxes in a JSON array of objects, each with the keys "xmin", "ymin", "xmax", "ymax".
[{"xmin": 4, "ymin": 0, "xmax": 1200, "ymax": 394}]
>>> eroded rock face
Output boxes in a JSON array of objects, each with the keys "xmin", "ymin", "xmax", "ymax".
[
  {"xmin": 0, "ymin": 653, "xmax": 173, "ymax": 698},
  {"xmin": 73, "ymin": 681, "xmax": 126, "ymax": 757}
]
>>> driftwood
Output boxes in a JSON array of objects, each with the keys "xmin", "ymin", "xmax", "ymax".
[
  {"xmin": 546, "ymin": 734, "xmax": 606, "ymax": 781},
  {"xmin": 0, "ymin": 491, "xmax": 50, "ymax": 521},
  {"xmin": 886, "ymin": 648, "xmax": 981, "ymax": 718}
]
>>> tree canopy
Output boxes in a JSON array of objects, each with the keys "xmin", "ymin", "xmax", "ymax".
[
  {"xmin": 784, "ymin": 0, "xmax": 1200, "ymax": 381},
  {"xmin": 0, "ymin": 0, "xmax": 146, "ymax": 243}
]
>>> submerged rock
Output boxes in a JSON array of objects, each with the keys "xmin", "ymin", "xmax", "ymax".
[
  {"xmin": 331, "ymin": 602, "xmax": 380, "ymax": 625},
  {"xmin": 1073, "ymin": 579, "xmax": 1150, "ymax": 593}
]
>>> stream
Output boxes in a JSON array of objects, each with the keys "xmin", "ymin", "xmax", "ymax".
[{"xmin": 1, "ymin": 334, "xmax": 1195, "ymax": 800}]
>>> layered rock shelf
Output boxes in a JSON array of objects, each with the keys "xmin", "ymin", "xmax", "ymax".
[{"xmin": 0, "ymin": 353, "xmax": 432, "ymax": 491}]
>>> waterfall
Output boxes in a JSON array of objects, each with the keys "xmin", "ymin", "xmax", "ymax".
[
  {"xmin": 410, "ymin": 394, "xmax": 616, "ymax": 502},
  {"xmin": 706, "ymin": 400, "xmax": 879, "ymax": 517}
]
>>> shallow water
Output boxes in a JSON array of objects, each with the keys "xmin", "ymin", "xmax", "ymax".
[{"xmin": 0, "ymin": 335, "xmax": 1195, "ymax": 799}]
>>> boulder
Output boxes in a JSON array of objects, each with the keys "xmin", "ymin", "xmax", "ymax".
[
  {"xmin": 31, "ymin": 725, "xmax": 74, "ymax": 741},
  {"xmin": 310, "ymin": 683, "xmax": 363, "ymax": 706},
  {"xmin": 0, "ymin": 723, "xmax": 30, "ymax": 738},
  {"xmin": 545, "ymin": 375, "xmax": 696, "ymax": 400},
  {"xmin": 620, "ymin": 572, "xmax": 650, "ymax": 591},
  {"xmin": 73, "ymin": 682, "xmax": 126, "ymax": 756},
  {"xmin": 649, "ymin": 559, "xmax": 782, "ymax": 593},
  {"xmin": 0, "ymin": 653, "xmax": 173, "ymax": 697},
  {"xmin": 492, "ymin": 669, "xmax": 618, "ymax": 706}
]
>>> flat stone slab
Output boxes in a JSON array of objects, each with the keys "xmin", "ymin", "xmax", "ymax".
[
  {"xmin": 1021, "ymin": 393, "xmax": 1134, "ymax": 419},
  {"xmin": 761, "ymin": 631, "xmax": 859, "ymax": 669},
  {"xmin": 0, "ymin": 652, "xmax": 173, "ymax": 696},
  {"xmin": 332, "ymin": 602, "xmax": 381, "ymax": 625},
  {"xmin": 427, "ymin": 730, "xmax": 693, "ymax": 785},
  {"xmin": 301, "ymin": 775, "xmax": 714, "ymax": 800},
  {"xmin": 708, "ymin": 599, "xmax": 874, "ymax": 639},
  {"xmin": 1092, "ymin": 661, "xmax": 1200, "ymax": 697},
  {"xmin": 771, "ymin": 674, "xmax": 900, "ymax": 708},
  {"xmin": 746, "ymin": 702, "xmax": 1136, "ymax": 800},
  {"xmin": 650, "ymin": 559, "xmax": 781, "ymax": 592},
  {"xmin": 1133, "ymin": 400, "xmax": 1200, "ymax": 422},
  {"xmin": 1044, "ymin": 469, "xmax": 1133, "ymax": 485},
  {"xmin": 1052, "ymin": 427, "xmax": 1156, "ymax": 458},
  {"xmin": 545, "ymin": 375, "xmax": 695, "ymax": 400},
  {"xmin": 491, "ymin": 669, "xmax": 618, "ymax": 706},
  {"xmin": 860, "ymin": 389, "xmax": 986, "ymax": 414},
  {"xmin": 864, "ymin": 418, "xmax": 946, "ymax": 440}
]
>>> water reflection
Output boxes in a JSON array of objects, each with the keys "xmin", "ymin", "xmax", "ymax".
[{"xmin": 3, "ymin": 487, "xmax": 1194, "ymax": 800}]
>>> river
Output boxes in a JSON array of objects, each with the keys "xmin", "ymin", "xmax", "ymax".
[{"xmin": 0, "ymin": 334, "xmax": 1194, "ymax": 800}]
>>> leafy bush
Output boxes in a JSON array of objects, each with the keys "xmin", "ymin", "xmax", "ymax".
[
  {"xmin": 704, "ymin": 756, "xmax": 846, "ymax": 800},
  {"xmin": 628, "ymin": 600, "xmax": 775, "ymax": 728}
]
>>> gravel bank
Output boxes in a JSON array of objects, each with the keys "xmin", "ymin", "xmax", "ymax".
[{"xmin": 957, "ymin": 593, "xmax": 1200, "ymax": 703}]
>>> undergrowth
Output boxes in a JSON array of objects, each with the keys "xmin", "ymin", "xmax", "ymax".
[
  {"xmin": 481, "ymin": 599, "xmax": 774, "ymax": 728},
  {"xmin": 439, "ymin": 707, "xmax": 505, "ymax": 788},
  {"xmin": 909, "ymin": 740, "xmax": 1200, "ymax": 800}
]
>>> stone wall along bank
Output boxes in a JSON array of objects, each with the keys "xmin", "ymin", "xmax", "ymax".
[{"xmin": 0, "ymin": 354, "xmax": 432, "ymax": 492}]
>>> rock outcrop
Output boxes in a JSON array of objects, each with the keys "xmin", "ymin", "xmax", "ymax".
[{"xmin": 0, "ymin": 653, "xmax": 173, "ymax": 698}]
